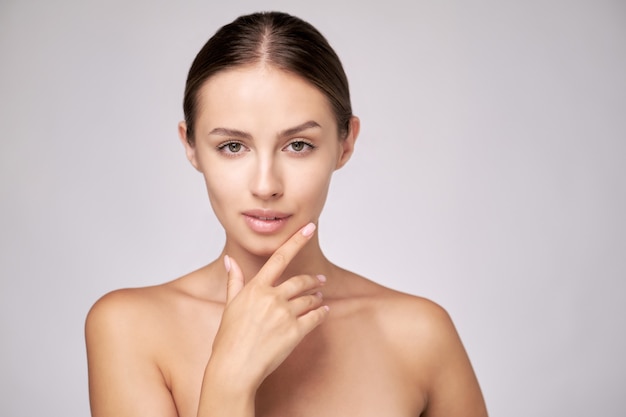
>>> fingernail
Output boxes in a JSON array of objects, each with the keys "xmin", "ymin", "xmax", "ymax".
[
  {"xmin": 301, "ymin": 222, "xmax": 316, "ymax": 237},
  {"xmin": 315, "ymin": 291, "xmax": 323, "ymax": 298},
  {"xmin": 317, "ymin": 274, "xmax": 327, "ymax": 283},
  {"xmin": 224, "ymin": 255, "xmax": 231, "ymax": 272}
]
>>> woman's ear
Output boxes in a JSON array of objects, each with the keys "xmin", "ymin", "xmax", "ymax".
[
  {"xmin": 335, "ymin": 116, "xmax": 360, "ymax": 170},
  {"xmin": 178, "ymin": 121, "xmax": 200, "ymax": 171}
]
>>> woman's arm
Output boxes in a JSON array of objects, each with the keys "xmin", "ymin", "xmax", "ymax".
[
  {"xmin": 85, "ymin": 290, "xmax": 179, "ymax": 417},
  {"xmin": 420, "ymin": 304, "xmax": 488, "ymax": 417}
]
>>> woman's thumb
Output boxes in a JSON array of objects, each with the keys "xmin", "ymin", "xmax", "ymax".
[{"xmin": 224, "ymin": 255, "xmax": 244, "ymax": 304}]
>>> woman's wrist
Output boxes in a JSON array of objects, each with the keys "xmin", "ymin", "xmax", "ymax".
[
  {"xmin": 203, "ymin": 354, "xmax": 260, "ymax": 396},
  {"xmin": 198, "ymin": 358, "xmax": 257, "ymax": 416}
]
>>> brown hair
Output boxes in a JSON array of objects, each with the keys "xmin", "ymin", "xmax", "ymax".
[{"xmin": 182, "ymin": 11, "xmax": 353, "ymax": 144}]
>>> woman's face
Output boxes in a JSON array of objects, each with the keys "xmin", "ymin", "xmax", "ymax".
[{"xmin": 179, "ymin": 65, "xmax": 358, "ymax": 257}]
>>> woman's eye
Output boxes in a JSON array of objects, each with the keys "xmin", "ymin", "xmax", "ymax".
[
  {"xmin": 285, "ymin": 141, "xmax": 314, "ymax": 153},
  {"xmin": 217, "ymin": 141, "xmax": 246, "ymax": 155},
  {"xmin": 227, "ymin": 143, "xmax": 242, "ymax": 153}
]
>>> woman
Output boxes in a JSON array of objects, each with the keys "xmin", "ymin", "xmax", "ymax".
[{"xmin": 85, "ymin": 11, "xmax": 487, "ymax": 417}]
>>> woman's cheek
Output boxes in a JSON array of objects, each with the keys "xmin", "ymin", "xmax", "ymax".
[
  {"xmin": 203, "ymin": 169, "xmax": 239, "ymax": 212},
  {"xmin": 294, "ymin": 165, "xmax": 334, "ymax": 209}
]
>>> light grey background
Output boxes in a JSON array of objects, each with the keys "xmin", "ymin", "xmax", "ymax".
[{"xmin": 1, "ymin": 0, "xmax": 624, "ymax": 416}]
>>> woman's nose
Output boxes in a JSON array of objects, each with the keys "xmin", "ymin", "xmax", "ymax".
[{"xmin": 250, "ymin": 157, "xmax": 283, "ymax": 200}]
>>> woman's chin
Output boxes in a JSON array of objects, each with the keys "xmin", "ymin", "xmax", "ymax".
[{"xmin": 226, "ymin": 234, "xmax": 288, "ymax": 259}]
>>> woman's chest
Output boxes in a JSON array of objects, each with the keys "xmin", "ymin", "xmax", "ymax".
[
  {"xmin": 263, "ymin": 319, "xmax": 424, "ymax": 416},
  {"xmin": 255, "ymin": 334, "xmax": 423, "ymax": 417},
  {"xmin": 164, "ymin": 303, "xmax": 425, "ymax": 417}
]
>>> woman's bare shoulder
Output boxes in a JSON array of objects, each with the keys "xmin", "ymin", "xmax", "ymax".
[
  {"xmin": 335, "ymin": 268, "xmax": 459, "ymax": 357},
  {"xmin": 84, "ymin": 270, "xmax": 223, "ymax": 416},
  {"xmin": 85, "ymin": 265, "xmax": 223, "ymax": 338},
  {"xmin": 375, "ymin": 286, "xmax": 453, "ymax": 337},
  {"xmin": 87, "ymin": 285, "xmax": 165, "ymax": 326},
  {"xmin": 85, "ymin": 285, "xmax": 174, "ymax": 359},
  {"xmin": 345, "ymin": 272, "xmax": 487, "ymax": 415},
  {"xmin": 377, "ymin": 289, "xmax": 459, "ymax": 360},
  {"xmin": 336, "ymin": 268, "xmax": 449, "ymax": 320}
]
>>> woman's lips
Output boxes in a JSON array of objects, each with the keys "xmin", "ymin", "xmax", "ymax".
[{"xmin": 242, "ymin": 210, "xmax": 291, "ymax": 234}]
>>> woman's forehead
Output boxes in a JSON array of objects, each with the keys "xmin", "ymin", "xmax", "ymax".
[
  {"xmin": 198, "ymin": 65, "xmax": 323, "ymax": 102},
  {"xmin": 195, "ymin": 65, "xmax": 336, "ymax": 132}
]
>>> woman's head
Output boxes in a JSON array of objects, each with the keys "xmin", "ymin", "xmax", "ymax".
[{"xmin": 182, "ymin": 11, "xmax": 353, "ymax": 144}]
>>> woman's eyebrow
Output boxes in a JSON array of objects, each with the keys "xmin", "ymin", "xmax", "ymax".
[
  {"xmin": 208, "ymin": 127, "xmax": 252, "ymax": 139},
  {"xmin": 208, "ymin": 121, "xmax": 320, "ymax": 140},
  {"xmin": 279, "ymin": 120, "xmax": 321, "ymax": 138}
]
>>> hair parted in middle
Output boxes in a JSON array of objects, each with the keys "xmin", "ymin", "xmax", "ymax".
[{"xmin": 182, "ymin": 11, "xmax": 353, "ymax": 144}]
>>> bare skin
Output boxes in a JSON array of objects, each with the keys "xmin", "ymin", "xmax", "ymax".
[
  {"xmin": 85, "ymin": 65, "xmax": 488, "ymax": 417},
  {"xmin": 86, "ymin": 229, "xmax": 486, "ymax": 417}
]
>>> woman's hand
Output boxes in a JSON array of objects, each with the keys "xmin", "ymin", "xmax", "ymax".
[{"xmin": 198, "ymin": 223, "xmax": 329, "ymax": 415}]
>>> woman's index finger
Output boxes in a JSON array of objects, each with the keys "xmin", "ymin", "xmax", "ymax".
[{"xmin": 257, "ymin": 223, "xmax": 316, "ymax": 285}]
